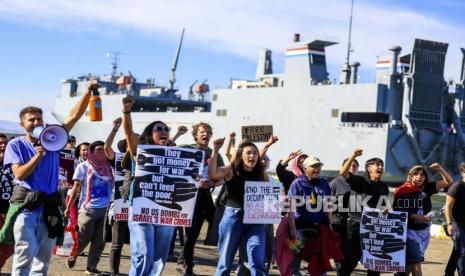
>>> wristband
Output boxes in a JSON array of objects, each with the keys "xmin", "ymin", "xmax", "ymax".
[{"xmin": 122, "ymin": 109, "xmax": 131, "ymax": 114}]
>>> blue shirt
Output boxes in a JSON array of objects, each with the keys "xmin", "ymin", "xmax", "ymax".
[
  {"xmin": 288, "ymin": 176, "xmax": 330, "ymax": 227},
  {"xmin": 73, "ymin": 161, "xmax": 113, "ymax": 209},
  {"xmin": 3, "ymin": 136, "xmax": 60, "ymax": 195}
]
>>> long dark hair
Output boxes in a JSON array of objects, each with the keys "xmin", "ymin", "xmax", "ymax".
[
  {"xmin": 365, "ymin": 157, "xmax": 384, "ymax": 179},
  {"xmin": 232, "ymin": 141, "xmax": 264, "ymax": 181},
  {"xmin": 139, "ymin": 121, "xmax": 166, "ymax": 145}
]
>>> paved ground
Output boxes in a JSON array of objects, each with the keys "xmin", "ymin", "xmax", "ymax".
[{"xmin": 1, "ymin": 224, "xmax": 455, "ymax": 275}]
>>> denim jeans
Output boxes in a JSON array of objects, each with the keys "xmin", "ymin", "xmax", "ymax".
[
  {"xmin": 452, "ymin": 223, "xmax": 465, "ymax": 276},
  {"xmin": 237, "ymin": 224, "xmax": 275, "ymax": 274},
  {"xmin": 12, "ymin": 208, "xmax": 55, "ymax": 276},
  {"xmin": 216, "ymin": 207, "xmax": 266, "ymax": 276},
  {"xmin": 128, "ymin": 220, "xmax": 175, "ymax": 276}
]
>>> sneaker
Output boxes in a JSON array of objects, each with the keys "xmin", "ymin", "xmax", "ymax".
[
  {"xmin": 66, "ymin": 256, "xmax": 76, "ymax": 269},
  {"xmin": 85, "ymin": 267, "xmax": 102, "ymax": 275}
]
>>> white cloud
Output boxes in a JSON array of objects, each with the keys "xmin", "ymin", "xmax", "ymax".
[{"xmin": 0, "ymin": 0, "xmax": 464, "ymax": 79}]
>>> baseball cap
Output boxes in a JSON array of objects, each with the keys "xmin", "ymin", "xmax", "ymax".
[{"xmin": 302, "ymin": 156, "xmax": 324, "ymax": 168}]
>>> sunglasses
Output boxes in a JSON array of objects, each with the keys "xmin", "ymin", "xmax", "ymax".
[{"xmin": 153, "ymin": 126, "xmax": 171, "ymax": 132}]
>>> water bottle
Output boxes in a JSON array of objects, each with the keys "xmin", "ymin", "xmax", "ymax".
[{"xmin": 89, "ymin": 89, "xmax": 102, "ymax": 121}]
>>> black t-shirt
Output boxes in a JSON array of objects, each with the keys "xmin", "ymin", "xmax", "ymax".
[
  {"xmin": 393, "ymin": 181, "xmax": 438, "ymax": 230},
  {"xmin": 447, "ymin": 181, "xmax": 465, "ymax": 225},
  {"xmin": 276, "ymin": 161, "xmax": 296, "ymax": 194},
  {"xmin": 346, "ymin": 173, "xmax": 390, "ymax": 221},
  {"xmin": 0, "ymin": 161, "xmax": 15, "ymax": 214},
  {"xmin": 225, "ymin": 170, "xmax": 261, "ymax": 209}
]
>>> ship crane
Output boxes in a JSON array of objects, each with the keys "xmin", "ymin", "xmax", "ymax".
[{"xmin": 169, "ymin": 28, "xmax": 185, "ymax": 94}]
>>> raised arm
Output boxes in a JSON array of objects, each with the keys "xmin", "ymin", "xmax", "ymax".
[
  {"xmin": 62, "ymin": 81, "xmax": 97, "ymax": 132},
  {"xmin": 170, "ymin": 125, "xmax": 188, "ymax": 144},
  {"xmin": 208, "ymin": 138, "xmax": 233, "ymax": 181},
  {"xmin": 280, "ymin": 149, "xmax": 302, "ymax": 168},
  {"xmin": 430, "ymin": 163, "xmax": 454, "ymax": 190},
  {"xmin": 121, "ymin": 96, "xmax": 139, "ymax": 157},
  {"xmin": 104, "ymin": 117, "xmax": 122, "ymax": 161},
  {"xmin": 340, "ymin": 148, "xmax": 363, "ymax": 179},
  {"xmin": 224, "ymin": 132, "xmax": 236, "ymax": 162},
  {"xmin": 260, "ymin": 135, "xmax": 278, "ymax": 159}
]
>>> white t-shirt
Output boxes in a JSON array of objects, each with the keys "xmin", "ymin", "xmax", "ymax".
[{"xmin": 73, "ymin": 161, "xmax": 113, "ymax": 209}]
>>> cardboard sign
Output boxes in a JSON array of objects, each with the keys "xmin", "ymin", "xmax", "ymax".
[
  {"xmin": 129, "ymin": 145, "xmax": 204, "ymax": 227},
  {"xmin": 113, "ymin": 153, "xmax": 129, "ymax": 221},
  {"xmin": 243, "ymin": 181, "xmax": 282, "ymax": 224},
  {"xmin": 59, "ymin": 149, "xmax": 75, "ymax": 189},
  {"xmin": 241, "ymin": 125, "xmax": 273, "ymax": 142},
  {"xmin": 361, "ymin": 208, "xmax": 407, "ymax": 272}
]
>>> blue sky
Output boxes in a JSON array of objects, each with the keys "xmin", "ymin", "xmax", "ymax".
[{"xmin": 1, "ymin": 0, "xmax": 464, "ymax": 122}]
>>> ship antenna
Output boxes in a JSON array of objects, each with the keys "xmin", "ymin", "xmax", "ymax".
[
  {"xmin": 170, "ymin": 28, "xmax": 185, "ymax": 91},
  {"xmin": 345, "ymin": 0, "xmax": 354, "ymax": 65},
  {"xmin": 106, "ymin": 51, "xmax": 122, "ymax": 78}
]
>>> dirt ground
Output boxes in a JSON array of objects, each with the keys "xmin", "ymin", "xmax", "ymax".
[{"xmin": 1, "ymin": 224, "xmax": 455, "ymax": 276}]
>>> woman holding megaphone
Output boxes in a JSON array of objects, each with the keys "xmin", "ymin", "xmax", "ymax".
[{"xmin": 121, "ymin": 95, "xmax": 175, "ymax": 276}]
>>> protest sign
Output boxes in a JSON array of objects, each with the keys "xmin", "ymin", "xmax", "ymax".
[
  {"xmin": 0, "ymin": 165, "xmax": 14, "ymax": 205},
  {"xmin": 243, "ymin": 181, "xmax": 282, "ymax": 224},
  {"xmin": 113, "ymin": 153, "xmax": 129, "ymax": 221},
  {"xmin": 129, "ymin": 145, "xmax": 204, "ymax": 227},
  {"xmin": 59, "ymin": 149, "xmax": 75, "ymax": 189},
  {"xmin": 241, "ymin": 125, "xmax": 273, "ymax": 142},
  {"xmin": 361, "ymin": 208, "xmax": 407, "ymax": 272}
]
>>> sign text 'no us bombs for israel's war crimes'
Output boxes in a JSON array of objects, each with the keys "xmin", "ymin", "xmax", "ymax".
[{"xmin": 130, "ymin": 145, "xmax": 204, "ymax": 227}]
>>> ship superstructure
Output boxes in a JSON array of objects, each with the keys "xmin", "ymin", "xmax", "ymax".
[{"xmin": 54, "ymin": 33, "xmax": 465, "ymax": 181}]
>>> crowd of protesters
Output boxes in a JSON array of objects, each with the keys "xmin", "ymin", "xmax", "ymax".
[{"xmin": 1, "ymin": 91, "xmax": 465, "ymax": 276}]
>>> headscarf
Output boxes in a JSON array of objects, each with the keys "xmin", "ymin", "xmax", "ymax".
[{"xmin": 289, "ymin": 154, "xmax": 307, "ymax": 177}]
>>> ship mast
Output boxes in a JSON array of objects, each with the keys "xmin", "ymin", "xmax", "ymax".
[
  {"xmin": 107, "ymin": 51, "xmax": 122, "ymax": 79},
  {"xmin": 339, "ymin": 0, "xmax": 355, "ymax": 84},
  {"xmin": 169, "ymin": 28, "xmax": 185, "ymax": 91},
  {"xmin": 345, "ymin": 0, "xmax": 354, "ymax": 66}
]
